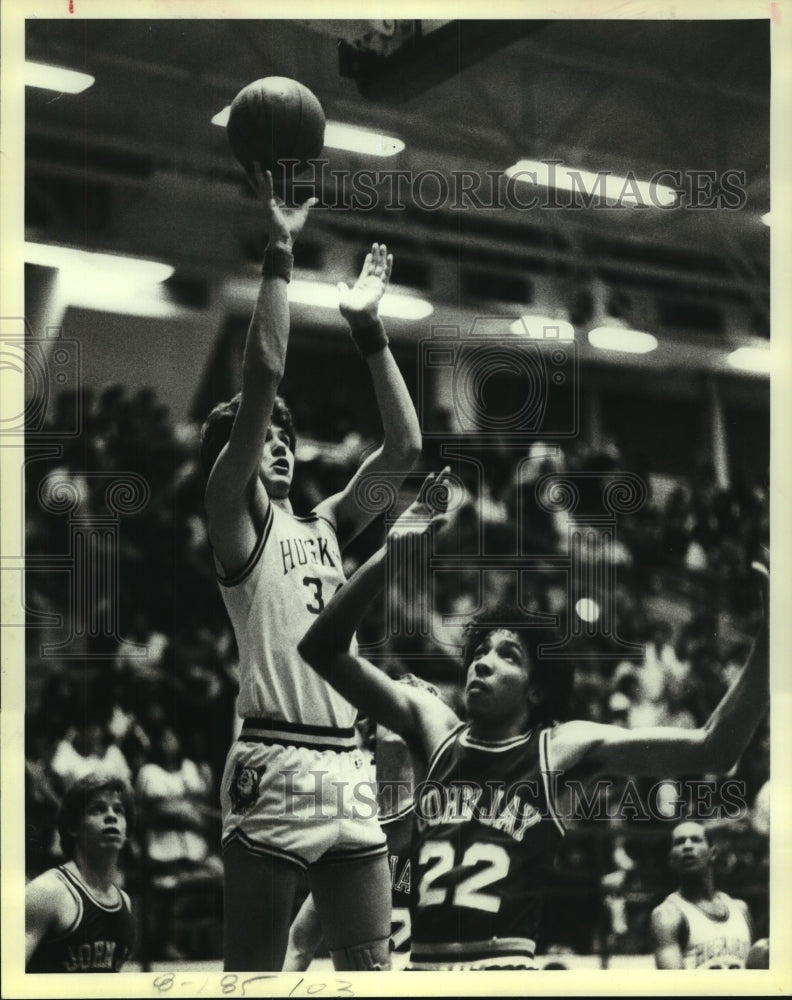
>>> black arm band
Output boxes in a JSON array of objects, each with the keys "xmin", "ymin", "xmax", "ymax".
[
  {"xmin": 261, "ymin": 246, "xmax": 294, "ymax": 283},
  {"xmin": 348, "ymin": 318, "xmax": 389, "ymax": 358}
]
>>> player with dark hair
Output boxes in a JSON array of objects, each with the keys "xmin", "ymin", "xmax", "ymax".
[
  {"xmin": 200, "ymin": 166, "xmax": 421, "ymax": 971},
  {"xmin": 25, "ymin": 771, "xmax": 135, "ymax": 973},
  {"xmin": 650, "ymin": 821, "xmax": 754, "ymax": 969},
  {"xmin": 298, "ymin": 477, "xmax": 770, "ymax": 970}
]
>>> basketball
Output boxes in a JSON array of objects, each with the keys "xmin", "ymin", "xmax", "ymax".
[{"xmin": 226, "ymin": 77, "xmax": 326, "ymax": 181}]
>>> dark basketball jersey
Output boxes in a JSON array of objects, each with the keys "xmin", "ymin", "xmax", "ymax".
[
  {"xmin": 409, "ymin": 724, "xmax": 564, "ymax": 968},
  {"xmin": 382, "ymin": 804, "xmax": 414, "ymax": 953},
  {"xmin": 27, "ymin": 866, "xmax": 134, "ymax": 973}
]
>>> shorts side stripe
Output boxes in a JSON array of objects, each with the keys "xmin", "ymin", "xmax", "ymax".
[
  {"xmin": 222, "ymin": 829, "xmax": 309, "ymax": 872},
  {"xmin": 315, "ymin": 842, "xmax": 388, "ymax": 867}
]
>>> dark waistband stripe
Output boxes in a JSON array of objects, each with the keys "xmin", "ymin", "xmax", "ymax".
[
  {"xmin": 239, "ymin": 733, "xmax": 358, "ymax": 753},
  {"xmin": 239, "ymin": 720, "xmax": 357, "ymax": 752},
  {"xmin": 242, "ymin": 719, "xmax": 356, "ymax": 738},
  {"xmin": 410, "ymin": 937, "xmax": 536, "ymax": 962},
  {"xmin": 406, "ymin": 959, "xmax": 537, "ymax": 971}
]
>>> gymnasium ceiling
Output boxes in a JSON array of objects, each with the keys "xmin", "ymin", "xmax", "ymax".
[{"xmin": 20, "ymin": 16, "xmax": 772, "ymax": 381}]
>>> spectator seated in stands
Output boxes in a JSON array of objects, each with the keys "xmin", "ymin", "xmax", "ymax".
[
  {"xmin": 50, "ymin": 710, "xmax": 132, "ymax": 790},
  {"xmin": 25, "ymin": 715, "xmax": 64, "ymax": 878},
  {"xmin": 135, "ymin": 725, "xmax": 222, "ymax": 961}
]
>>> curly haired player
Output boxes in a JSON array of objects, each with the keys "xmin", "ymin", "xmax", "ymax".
[{"xmin": 298, "ymin": 475, "xmax": 770, "ymax": 970}]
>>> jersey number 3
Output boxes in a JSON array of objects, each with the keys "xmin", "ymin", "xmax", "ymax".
[
  {"xmin": 303, "ymin": 576, "xmax": 325, "ymax": 614},
  {"xmin": 417, "ymin": 841, "xmax": 510, "ymax": 914},
  {"xmin": 303, "ymin": 577, "xmax": 344, "ymax": 615}
]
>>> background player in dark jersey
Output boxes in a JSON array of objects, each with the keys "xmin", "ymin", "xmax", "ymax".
[
  {"xmin": 25, "ymin": 771, "xmax": 135, "ymax": 973},
  {"xmin": 297, "ymin": 474, "xmax": 770, "ymax": 970},
  {"xmin": 199, "ymin": 165, "xmax": 422, "ymax": 971},
  {"xmin": 651, "ymin": 821, "xmax": 754, "ymax": 969}
]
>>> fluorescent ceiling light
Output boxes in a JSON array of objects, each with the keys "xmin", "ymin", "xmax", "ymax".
[
  {"xmin": 24, "ymin": 242, "xmax": 174, "ymax": 284},
  {"xmin": 761, "ymin": 212, "xmax": 771, "ymax": 227},
  {"xmin": 211, "ymin": 107, "xmax": 404, "ymax": 157},
  {"xmin": 505, "ymin": 159, "xmax": 677, "ymax": 208},
  {"xmin": 286, "ymin": 280, "xmax": 339, "ymax": 310},
  {"xmin": 324, "ymin": 122, "xmax": 404, "ymax": 157},
  {"xmin": 727, "ymin": 346, "xmax": 770, "ymax": 374},
  {"xmin": 65, "ymin": 282, "xmax": 190, "ymax": 319},
  {"xmin": 25, "ymin": 61, "xmax": 95, "ymax": 94},
  {"xmin": 588, "ymin": 325, "xmax": 658, "ymax": 354},
  {"xmin": 510, "ymin": 315, "xmax": 575, "ymax": 340},
  {"xmin": 379, "ymin": 289, "xmax": 434, "ymax": 320},
  {"xmin": 288, "ymin": 279, "xmax": 432, "ymax": 320}
]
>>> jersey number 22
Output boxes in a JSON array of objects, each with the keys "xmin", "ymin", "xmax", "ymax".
[{"xmin": 417, "ymin": 841, "xmax": 510, "ymax": 914}]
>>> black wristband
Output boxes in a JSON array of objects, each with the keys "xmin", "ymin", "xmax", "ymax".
[
  {"xmin": 348, "ymin": 318, "xmax": 389, "ymax": 357},
  {"xmin": 261, "ymin": 246, "xmax": 294, "ymax": 283}
]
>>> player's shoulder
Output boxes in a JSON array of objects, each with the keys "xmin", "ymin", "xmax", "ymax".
[
  {"xmin": 550, "ymin": 718, "xmax": 608, "ymax": 742},
  {"xmin": 25, "ymin": 868, "xmax": 78, "ymax": 924},
  {"xmin": 120, "ymin": 887, "xmax": 133, "ymax": 911},
  {"xmin": 722, "ymin": 892, "xmax": 750, "ymax": 918},
  {"xmin": 26, "ymin": 867, "xmax": 69, "ymax": 900},
  {"xmin": 651, "ymin": 894, "xmax": 686, "ymax": 934},
  {"xmin": 547, "ymin": 719, "xmax": 610, "ymax": 768},
  {"xmin": 408, "ymin": 689, "xmax": 461, "ymax": 761},
  {"xmin": 309, "ymin": 499, "xmax": 338, "ymax": 531}
]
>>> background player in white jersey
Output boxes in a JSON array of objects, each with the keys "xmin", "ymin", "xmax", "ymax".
[
  {"xmin": 199, "ymin": 165, "xmax": 421, "ymax": 971},
  {"xmin": 297, "ymin": 476, "xmax": 770, "ymax": 970},
  {"xmin": 650, "ymin": 821, "xmax": 754, "ymax": 969},
  {"xmin": 25, "ymin": 772, "xmax": 135, "ymax": 973}
]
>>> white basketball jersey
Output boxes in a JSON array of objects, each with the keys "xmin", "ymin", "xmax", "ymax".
[
  {"xmin": 217, "ymin": 503, "xmax": 357, "ymax": 728},
  {"xmin": 668, "ymin": 891, "xmax": 752, "ymax": 969}
]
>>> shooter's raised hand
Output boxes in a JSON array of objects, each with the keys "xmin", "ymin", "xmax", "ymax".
[{"xmin": 249, "ymin": 163, "xmax": 318, "ymax": 250}]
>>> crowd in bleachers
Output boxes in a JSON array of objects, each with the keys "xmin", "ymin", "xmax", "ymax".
[{"xmin": 24, "ymin": 384, "xmax": 769, "ymax": 960}]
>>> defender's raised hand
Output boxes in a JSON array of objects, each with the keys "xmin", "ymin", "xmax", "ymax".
[
  {"xmin": 387, "ymin": 468, "xmax": 452, "ymax": 548},
  {"xmin": 338, "ymin": 242, "xmax": 394, "ymax": 325}
]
